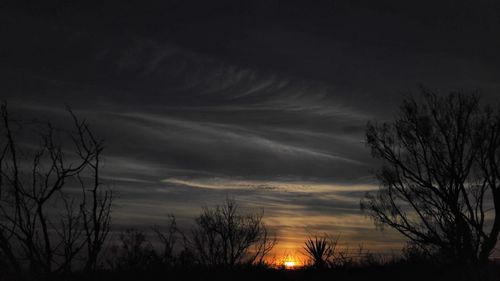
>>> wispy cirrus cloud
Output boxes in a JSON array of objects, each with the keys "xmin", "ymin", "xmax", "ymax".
[{"xmin": 5, "ymin": 0, "xmax": 500, "ymax": 257}]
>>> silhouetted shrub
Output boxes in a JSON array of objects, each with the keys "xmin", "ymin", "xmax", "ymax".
[
  {"xmin": 109, "ymin": 228, "xmax": 161, "ymax": 272},
  {"xmin": 188, "ymin": 198, "xmax": 276, "ymax": 268}
]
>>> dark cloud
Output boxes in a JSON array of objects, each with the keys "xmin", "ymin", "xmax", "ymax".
[{"xmin": 2, "ymin": 0, "xmax": 500, "ymax": 254}]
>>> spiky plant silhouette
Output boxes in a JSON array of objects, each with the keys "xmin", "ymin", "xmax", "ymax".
[{"xmin": 304, "ymin": 235, "xmax": 332, "ymax": 269}]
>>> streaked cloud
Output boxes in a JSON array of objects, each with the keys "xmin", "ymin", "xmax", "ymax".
[{"xmin": 3, "ymin": 0, "xmax": 499, "ymax": 257}]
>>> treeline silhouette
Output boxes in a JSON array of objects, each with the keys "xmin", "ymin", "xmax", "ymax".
[
  {"xmin": 103, "ymin": 198, "xmax": 275, "ymax": 272},
  {"xmin": 2, "ymin": 90, "xmax": 500, "ymax": 281}
]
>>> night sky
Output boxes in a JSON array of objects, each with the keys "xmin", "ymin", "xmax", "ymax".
[{"xmin": 2, "ymin": 0, "xmax": 500, "ymax": 257}]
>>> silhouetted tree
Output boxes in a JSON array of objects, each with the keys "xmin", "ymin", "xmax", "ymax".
[
  {"xmin": 111, "ymin": 228, "xmax": 159, "ymax": 272},
  {"xmin": 189, "ymin": 198, "xmax": 276, "ymax": 268},
  {"xmin": 0, "ymin": 102, "xmax": 112, "ymax": 276},
  {"xmin": 361, "ymin": 89, "xmax": 500, "ymax": 278},
  {"xmin": 152, "ymin": 214, "xmax": 179, "ymax": 267}
]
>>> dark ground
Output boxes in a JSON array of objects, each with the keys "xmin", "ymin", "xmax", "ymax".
[{"xmin": 4, "ymin": 263, "xmax": 498, "ymax": 281}]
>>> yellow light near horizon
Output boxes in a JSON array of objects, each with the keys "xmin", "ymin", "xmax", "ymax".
[
  {"xmin": 275, "ymin": 253, "xmax": 302, "ymax": 269},
  {"xmin": 283, "ymin": 260, "xmax": 296, "ymax": 268}
]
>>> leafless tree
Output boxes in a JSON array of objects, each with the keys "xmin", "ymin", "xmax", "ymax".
[
  {"xmin": 189, "ymin": 198, "xmax": 276, "ymax": 267},
  {"xmin": 248, "ymin": 225, "xmax": 276, "ymax": 266},
  {"xmin": 360, "ymin": 89, "xmax": 500, "ymax": 276},
  {"xmin": 0, "ymin": 102, "xmax": 112, "ymax": 276},
  {"xmin": 152, "ymin": 214, "xmax": 178, "ymax": 267},
  {"xmin": 73, "ymin": 111, "xmax": 113, "ymax": 273},
  {"xmin": 112, "ymin": 228, "xmax": 158, "ymax": 272}
]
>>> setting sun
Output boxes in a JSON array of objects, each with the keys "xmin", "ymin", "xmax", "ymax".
[
  {"xmin": 283, "ymin": 260, "xmax": 296, "ymax": 268},
  {"xmin": 278, "ymin": 254, "xmax": 301, "ymax": 269}
]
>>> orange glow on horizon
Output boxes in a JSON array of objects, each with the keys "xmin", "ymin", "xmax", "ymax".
[
  {"xmin": 283, "ymin": 260, "xmax": 296, "ymax": 268},
  {"xmin": 276, "ymin": 254, "xmax": 302, "ymax": 269}
]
